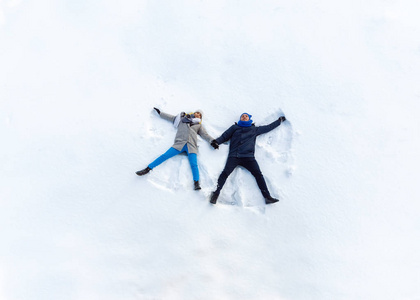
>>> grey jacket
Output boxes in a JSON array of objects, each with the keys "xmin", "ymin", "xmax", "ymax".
[{"xmin": 160, "ymin": 111, "xmax": 214, "ymax": 154}]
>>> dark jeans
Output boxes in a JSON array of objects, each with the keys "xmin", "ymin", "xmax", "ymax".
[{"xmin": 215, "ymin": 157, "xmax": 271, "ymax": 198}]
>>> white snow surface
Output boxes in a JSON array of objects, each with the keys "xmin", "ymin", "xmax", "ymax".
[{"xmin": 1, "ymin": 0, "xmax": 420, "ymax": 299}]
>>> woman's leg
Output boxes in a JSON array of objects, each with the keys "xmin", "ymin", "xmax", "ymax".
[
  {"xmin": 187, "ymin": 153, "xmax": 200, "ymax": 182},
  {"xmin": 148, "ymin": 147, "xmax": 180, "ymax": 169}
]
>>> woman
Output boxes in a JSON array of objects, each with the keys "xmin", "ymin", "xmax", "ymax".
[
  {"xmin": 136, "ymin": 107, "xmax": 217, "ymax": 190},
  {"xmin": 210, "ymin": 112, "xmax": 286, "ymax": 204}
]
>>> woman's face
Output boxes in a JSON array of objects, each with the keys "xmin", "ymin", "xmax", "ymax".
[{"xmin": 240, "ymin": 114, "xmax": 249, "ymax": 121}]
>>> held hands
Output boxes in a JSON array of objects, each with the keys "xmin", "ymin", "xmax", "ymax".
[
  {"xmin": 211, "ymin": 140, "xmax": 219, "ymax": 150},
  {"xmin": 153, "ymin": 107, "xmax": 161, "ymax": 115},
  {"xmin": 279, "ymin": 116, "xmax": 286, "ymax": 122}
]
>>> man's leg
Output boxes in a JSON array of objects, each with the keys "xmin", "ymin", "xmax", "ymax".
[
  {"xmin": 240, "ymin": 157, "xmax": 272, "ymax": 199},
  {"xmin": 210, "ymin": 157, "xmax": 239, "ymax": 203}
]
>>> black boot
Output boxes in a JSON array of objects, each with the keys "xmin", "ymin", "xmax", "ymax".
[
  {"xmin": 136, "ymin": 167, "xmax": 151, "ymax": 176},
  {"xmin": 265, "ymin": 195, "xmax": 279, "ymax": 204},
  {"xmin": 210, "ymin": 191, "xmax": 219, "ymax": 204},
  {"xmin": 194, "ymin": 181, "xmax": 201, "ymax": 190}
]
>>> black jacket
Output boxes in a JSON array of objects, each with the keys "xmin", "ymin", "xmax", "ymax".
[{"xmin": 215, "ymin": 119, "xmax": 282, "ymax": 158}]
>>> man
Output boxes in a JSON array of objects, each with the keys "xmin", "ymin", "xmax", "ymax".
[
  {"xmin": 210, "ymin": 113, "xmax": 286, "ymax": 204},
  {"xmin": 136, "ymin": 107, "xmax": 217, "ymax": 190}
]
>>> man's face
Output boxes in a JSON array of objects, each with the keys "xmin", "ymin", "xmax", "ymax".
[
  {"xmin": 194, "ymin": 112, "xmax": 202, "ymax": 119},
  {"xmin": 240, "ymin": 114, "xmax": 249, "ymax": 121}
]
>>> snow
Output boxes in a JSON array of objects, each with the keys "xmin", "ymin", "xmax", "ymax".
[{"xmin": 1, "ymin": 0, "xmax": 420, "ymax": 299}]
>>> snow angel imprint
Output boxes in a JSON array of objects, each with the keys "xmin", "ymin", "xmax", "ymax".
[
  {"xmin": 210, "ymin": 113, "xmax": 287, "ymax": 205},
  {"xmin": 136, "ymin": 108, "xmax": 217, "ymax": 190}
]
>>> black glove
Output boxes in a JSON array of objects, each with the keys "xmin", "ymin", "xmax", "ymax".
[
  {"xmin": 279, "ymin": 116, "xmax": 286, "ymax": 122},
  {"xmin": 153, "ymin": 107, "xmax": 161, "ymax": 115},
  {"xmin": 211, "ymin": 140, "xmax": 219, "ymax": 150}
]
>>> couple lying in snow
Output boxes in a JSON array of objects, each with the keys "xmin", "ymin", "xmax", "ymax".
[{"xmin": 136, "ymin": 108, "xmax": 287, "ymax": 205}]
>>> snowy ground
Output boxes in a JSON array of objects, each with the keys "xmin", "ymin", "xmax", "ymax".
[{"xmin": 1, "ymin": 0, "xmax": 420, "ymax": 299}]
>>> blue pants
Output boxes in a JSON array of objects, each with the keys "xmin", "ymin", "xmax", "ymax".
[{"xmin": 148, "ymin": 144, "xmax": 199, "ymax": 181}]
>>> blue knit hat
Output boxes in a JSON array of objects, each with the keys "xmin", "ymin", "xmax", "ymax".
[
  {"xmin": 238, "ymin": 113, "xmax": 253, "ymax": 127},
  {"xmin": 241, "ymin": 113, "xmax": 252, "ymax": 120}
]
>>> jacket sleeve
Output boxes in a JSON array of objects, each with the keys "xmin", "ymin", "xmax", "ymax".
[
  {"xmin": 215, "ymin": 124, "xmax": 236, "ymax": 144},
  {"xmin": 255, "ymin": 119, "xmax": 282, "ymax": 136},
  {"xmin": 159, "ymin": 111, "xmax": 177, "ymax": 123},
  {"xmin": 197, "ymin": 125, "xmax": 214, "ymax": 143}
]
